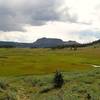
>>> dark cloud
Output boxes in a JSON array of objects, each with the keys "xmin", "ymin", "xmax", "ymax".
[{"xmin": 0, "ymin": 0, "xmax": 78, "ymax": 31}]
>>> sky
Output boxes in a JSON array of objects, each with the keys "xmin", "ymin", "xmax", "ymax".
[{"xmin": 0, "ymin": 0, "xmax": 100, "ymax": 43}]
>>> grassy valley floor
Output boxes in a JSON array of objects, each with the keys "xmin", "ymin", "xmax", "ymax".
[
  {"xmin": 0, "ymin": 47, "xmax": 99, "ymax": 99},
  {"xmin": 0, "ymin": 47, "xmax": 100, "ymax": 76}
]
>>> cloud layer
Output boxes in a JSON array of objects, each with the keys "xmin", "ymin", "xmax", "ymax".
[
  {"xmin": 0, "ymin": 0, "xmax": 77, "ymax": 31},
  {"xmin": 0, "ymin": 0, "xmax": 100, "ymax": 43}
]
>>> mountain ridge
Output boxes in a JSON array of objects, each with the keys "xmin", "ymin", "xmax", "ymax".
[{"xmin": 0, "ymin": 37, "xmax": 99, "ymax": 48}]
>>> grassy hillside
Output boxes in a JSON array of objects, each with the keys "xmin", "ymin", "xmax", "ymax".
[{"xmin": 0, "ymin": 47, "xmax": 100, "ymax": 76}]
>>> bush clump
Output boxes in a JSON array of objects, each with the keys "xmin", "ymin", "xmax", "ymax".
[{"xmin": 53, "ymin": 71, "xmax": 64, "ymax": 88}]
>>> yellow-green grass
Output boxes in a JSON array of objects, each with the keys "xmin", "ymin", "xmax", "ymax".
[{"xmin": 0, "ymin": 47, "xmax": 100, "ymax": 76}]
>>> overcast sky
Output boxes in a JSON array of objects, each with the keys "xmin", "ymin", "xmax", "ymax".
[{"xmin": 0, "ymin": 0, "xmax": 100, "ymax": 43}]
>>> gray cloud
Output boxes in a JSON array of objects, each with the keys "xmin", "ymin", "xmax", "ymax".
[{"xmin": 0, "ymin": 0, "xmax": 78, "ymax": 31}]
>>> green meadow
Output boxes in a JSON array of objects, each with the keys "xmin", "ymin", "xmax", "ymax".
[
  {"xmin": 0, "ymin": 47, "xmax": 100, "ymax": 76},
  {"xmin": 0, "ymin": 47, "xmax": 100, "ymax": 100}
]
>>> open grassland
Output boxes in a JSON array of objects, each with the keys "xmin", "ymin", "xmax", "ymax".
[
  {"xmin": 0, "ymin": 47, "xmax": 100, "ymax": 99},
  {"xmin": 0, "ymin": 68, "xmax": 100, "ymax": 100},
  {"xmin": 0, "ymin": 47, "xmax": 100, "ymax": 76}
]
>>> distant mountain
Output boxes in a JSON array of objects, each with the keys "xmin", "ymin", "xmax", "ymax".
[
  {"xmin": 32, "ymin": 38, "xmax": 64, "ymax": 48},
  {"xmin": 0, "ymin": 38, "xmax": 80, "ymax": 48},
  {"xmin": 64, "ymin": 40, "xmax": 79, "ymax": 45},
  {"xmin": 82, "ymin": 39, "xmax": 100, "ymax": 47},
  {"xmin": 32, "ymin": 38, "xmax": 80, "ymax": 48},
  {"xmin": 0, "ymin": 41, "xmax": 32, "ymax": 48}
]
